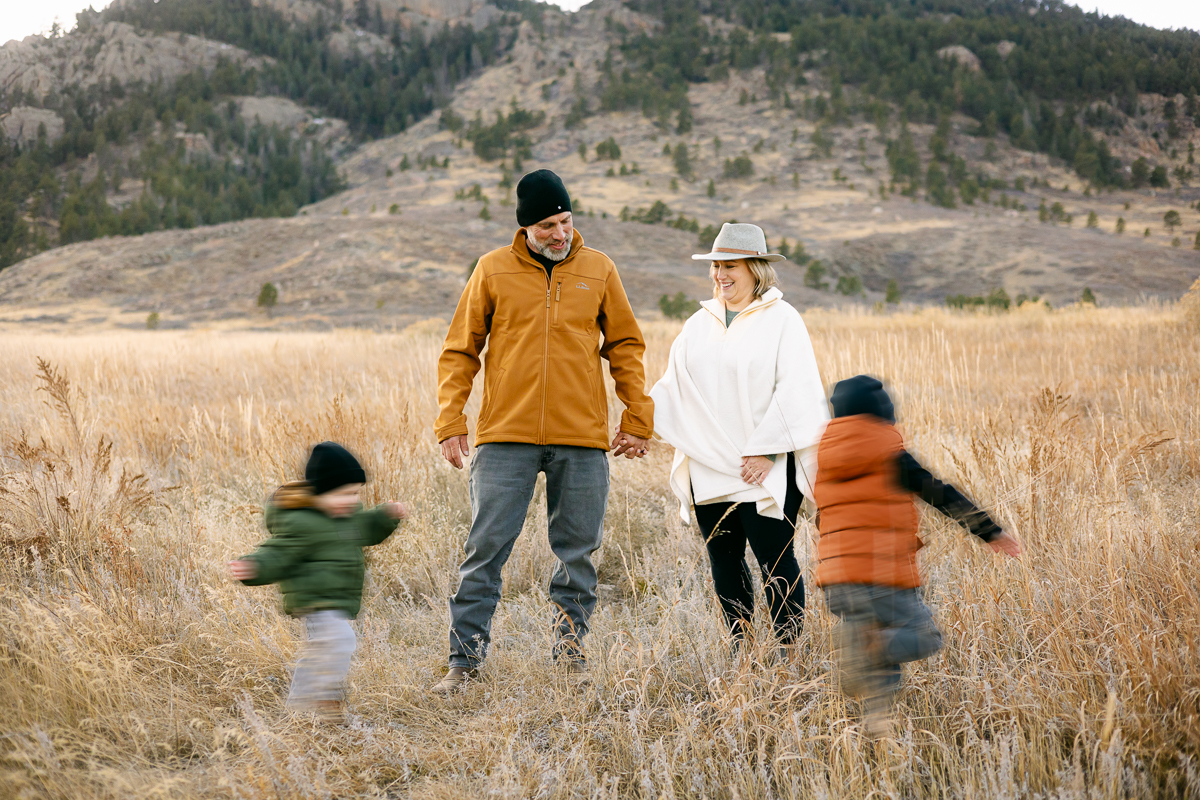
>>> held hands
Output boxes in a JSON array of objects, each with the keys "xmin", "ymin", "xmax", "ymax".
[
  {"xmin": 611, "ymin": 430, "xmax": 649, "ymax": 459},
  {"xmin": 440, "ymin": 435, "xmax": 470, "ymax": 469},
  {"xmin": 988, "ymin": 530, "xmax": 1023, "ymax": 559},
  {"xmin": 740, "ymin": 455, "xmax": 774, "ymax": 485}
]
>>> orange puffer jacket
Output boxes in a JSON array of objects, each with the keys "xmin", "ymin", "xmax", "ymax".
[
  {"xmin": 435, "ymin": 229, "xmax": 653, "ymax": 450},
  {"xmin": 814, "ymin": 415, "xmax": 922, "ymax": 588}
]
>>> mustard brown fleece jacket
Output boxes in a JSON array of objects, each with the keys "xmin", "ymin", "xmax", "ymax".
[{"xmin": 435, "ymin": 229, "xmax": 653, "ymax": 449}]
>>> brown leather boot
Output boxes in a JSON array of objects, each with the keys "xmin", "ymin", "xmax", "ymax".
[{"xmin": 431, "ymin": 666, "xmax": 477, "ymax": 695}]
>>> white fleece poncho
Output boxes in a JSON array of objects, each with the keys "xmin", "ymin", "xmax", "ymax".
[{"xmin": 649, "ymin": 287, "xmax": 829, "ymax": 521}]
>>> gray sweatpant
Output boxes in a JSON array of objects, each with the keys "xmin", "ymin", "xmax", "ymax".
[
  {"xmin": 823, "ymin": 583, "xmax": 944, "ymax": 697},
  {"xmin": 286, "ymin": 610, "xmax": 356, "ymax": 708},
  {"xmin": 449, "ymin": 443, "xmax": 609, "ymax": 668}
]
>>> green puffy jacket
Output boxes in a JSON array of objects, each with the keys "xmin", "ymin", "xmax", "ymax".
[{"xmin": 239, "ymin": 503, "xmax": 400, "ymax": 618}]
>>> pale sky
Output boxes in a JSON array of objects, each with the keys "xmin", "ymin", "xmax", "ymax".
[{"xmin": 2, "ymin": 0, "xmax": 1196, "ymax": 49}]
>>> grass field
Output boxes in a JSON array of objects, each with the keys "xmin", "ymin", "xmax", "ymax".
[{"xmin": 2, "ymin": 302, "xmax": 1199, "ymax": 799}]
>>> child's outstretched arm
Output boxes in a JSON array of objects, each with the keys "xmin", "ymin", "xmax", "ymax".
[{"xmin": 897, "ymin": 451, "xmax": 1022, "ymax": 558}]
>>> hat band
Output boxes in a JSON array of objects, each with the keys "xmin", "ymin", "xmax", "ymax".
[{"xmin": 714, "ymin": 247, "xmax": 765, "ymax": 256}]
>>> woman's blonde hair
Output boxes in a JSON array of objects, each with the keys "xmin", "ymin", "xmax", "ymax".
[{"xmin": 710, "ymin": 258, "xmax": 777, "ymax": 300}]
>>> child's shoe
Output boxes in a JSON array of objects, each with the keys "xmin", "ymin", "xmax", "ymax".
[
  {"xmin": 862, "ymin": 693, "xmax": 894, "ymax": 740},
  {"xmin": 312, "ymin": 700, "xmax": 346, "ymax": 725},
  {"xmin": 837, "ymin": 619, "xmax": 883, "ymax": 697}
]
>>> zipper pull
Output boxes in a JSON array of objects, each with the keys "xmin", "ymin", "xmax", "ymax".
[
  {"xmin": 546, "ymin": 288, "xmax": 551, "ymax": 308},
  {"xmin": 555, "ymin": 282, "xmax": 562, "ymax": 302}
]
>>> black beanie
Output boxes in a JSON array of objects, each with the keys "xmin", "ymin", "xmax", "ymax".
[
  {"xmin": 516, "ymin": 169, "xmax": 572, "ymax": 227},
  {"xmin": 830, "ymin": 375, "xmax": 896, "ymax": 423},
  {"xmin": 305, "ymin": 442, "xmax": 367, "ymax": 496}
]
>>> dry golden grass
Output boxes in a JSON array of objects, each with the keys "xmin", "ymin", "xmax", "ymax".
[{"xmin": 1, "ymin": 305, "xmax": 1198, "ymax": 799}]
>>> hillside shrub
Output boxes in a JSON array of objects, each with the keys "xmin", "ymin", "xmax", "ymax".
[
  {"xmin": 658, "ymin": 291, "xmax": 699, "ymax": 320},
  {"xmin": 595, "ymin": 137, "xmax": 622, "ymax": 161},
  {"xmin": 257, "ymin": 282, "xmax": 278, "ymax": 314},
  {"xmin": 722, "ymin": 155, "xmax": 754, "ymax": 179},
  {"xmin": 885, "ymin": 279, "xmax": 901, "ymax": 304}
]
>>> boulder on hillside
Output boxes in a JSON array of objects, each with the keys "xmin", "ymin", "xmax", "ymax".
[
  {"xmin": 388, "ymin": 0, "xmax": 503, "ymax": 31},
  {"xmin": 236, "ymin": 96, "xmax": 311, "ymax": 129},
  {"xmin": 327, "ymin": 29, "xmax": 395, "ymax": 59},
  {"xmin": 0, "ymin": 106, "xmax": 65, "ymax": 145},
  {"xmin": 936, "ymin": 45, "xmax": 981, "ymax": 72},
  {"xmin": 996, "ymin": 40, "xmax": 1016, "ymax": 59}
]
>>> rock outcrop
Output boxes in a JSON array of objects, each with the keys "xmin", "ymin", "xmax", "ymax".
[
  {"xmin": 0, "ymin": 106, "xmax": 64, "ymax": 144},
  {"xmin": 0, "ymin": 22, "xmax": 263, "ymax": 102},
  {"xmin": 936, "ymin": 45, "xmax": 982, "ymax": 72}
]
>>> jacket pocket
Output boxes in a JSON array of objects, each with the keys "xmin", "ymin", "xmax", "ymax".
[
  {"xmin": 479, "ymin": 366, "xmax": 505, "ymax": 428},
  {"xmin": 551, "ymin": 276, "xmax": 601, "ymax": 334}
]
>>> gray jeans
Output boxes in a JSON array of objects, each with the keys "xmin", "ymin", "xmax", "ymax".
[
  {"xmin": 449, "ymin": 443, "xmax": 609, "ymax": 668},
  {"xmin": 286, "ymin": 610, "xmax": 356, "ymax": 707},
  {"xmin": 823, "ymin": 584, "xmax": 943, "ymax": 695}
]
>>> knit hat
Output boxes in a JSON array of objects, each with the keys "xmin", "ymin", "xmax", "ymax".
[
  {"xmin": 516, "ymin": 169, "xmax": 572, "ymax": 227},
  {"xmin": 304, "ymin": 442, "xmax": 367, "ymax": 496},
  {"xmin": 830, "ymin": 375, "xmax": 896, "ymax": 424}
]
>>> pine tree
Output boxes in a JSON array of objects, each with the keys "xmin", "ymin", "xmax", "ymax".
[
  {"xmin": 672, "ymin": 143, "xmax": 692, "ymax": 179},
  {"xmin": 885, "ymin": 279, "xmax": 901, "ymax": 304},
  {"xmin": 257, "ymin": 282, "xmax": 279, "ymax": 316}
]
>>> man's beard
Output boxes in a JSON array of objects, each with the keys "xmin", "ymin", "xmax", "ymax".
[{"xmin": 528, "ymin": 229, "xmax": 573, "ymax": 262}]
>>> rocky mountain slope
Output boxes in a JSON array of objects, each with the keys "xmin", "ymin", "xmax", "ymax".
[{"xmin": 0, "ymin": 0, "xmax": 1197, "ymax": 330}]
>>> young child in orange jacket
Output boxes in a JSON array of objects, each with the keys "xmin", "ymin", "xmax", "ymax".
[{"xmin": 813, "ymin": 375, "xmax": 1021, "ymax": 737}]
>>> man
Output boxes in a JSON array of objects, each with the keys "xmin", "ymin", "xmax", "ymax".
[{"xmin": 432, "ymin": 169, "xmax": 653, "ymax": 693}]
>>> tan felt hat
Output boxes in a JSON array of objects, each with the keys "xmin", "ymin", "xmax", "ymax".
[{"xmin": 691, "ymin": 222, "xmax": 786, "ymax": 262}]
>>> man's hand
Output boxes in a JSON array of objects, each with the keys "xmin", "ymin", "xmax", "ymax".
[
  {"xmin": 740, "ymin": 455, "xmax": 774, "ymax": 485},
  {"xmin": 440, "ymin": 435, "xmax": 470, "ymax": 469},
  {"xmin": 988, "ymin": 530, "xmax": 1023, "ymax": 559},
  {"xmin": 611, "ymin": 430, "xmax": 649, "ymax": 459},
  {"xmin": 383, "ymin": 502, "xmax": 411, "ymax": 520},
  {"xmin": 228, "ymin": 559, "xmax": 257, "ymax": 581}
]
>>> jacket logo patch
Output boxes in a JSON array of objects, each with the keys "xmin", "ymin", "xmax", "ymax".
[{"xmin": 576, "ymin": 282, "xmax": 590, "ymax": 290}]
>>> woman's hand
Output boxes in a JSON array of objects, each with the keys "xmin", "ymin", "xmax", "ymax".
[
  {"xmin": 611, "ymin": 430, "xmax": 650, "ymax": 459},
  {"xmin": 740, "ymin": 455, "xmax": 775, "ymax": 485},
  {"xmin": 228, "ymin": 559, "xmax": 257, "ymax": 581}
]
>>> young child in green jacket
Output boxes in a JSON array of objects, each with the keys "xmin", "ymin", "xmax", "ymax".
[{"xmin": 228, "ymin": 442, "xmax": 408, "ymax": 721}]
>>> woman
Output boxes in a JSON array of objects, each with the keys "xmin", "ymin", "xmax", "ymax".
[{"xmin": 650, "ymin": 222, "xmax": 829, "ymax": 648}]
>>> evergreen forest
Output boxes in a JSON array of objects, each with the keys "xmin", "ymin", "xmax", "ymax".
[
  {"xmin": 1, "ymin": 0, "xmax": 1198, "ymax": 270},
  {"xmin": 0, "ymin": 0, "xmax": 531, "ymax": 269}
]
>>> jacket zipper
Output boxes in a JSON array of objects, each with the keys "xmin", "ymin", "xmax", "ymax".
[
  {"xmin": 539, "ymin": 270, "xmax": 551, "ymax": 443},
  {"xmin": 553, "ymin": 281, "xmax": 562, "ymax": 325}
]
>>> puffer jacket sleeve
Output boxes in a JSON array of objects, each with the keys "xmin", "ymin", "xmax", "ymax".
[
  {"xmin": 435, "ymin": 257, "xmax": 496, "ymax": 442},
  {"xmin": 741, "ymin": 308, "xmax": 830, "ymax": 461},
  {"xmin": 240, "ymin": 507, "xmax": 314, "ymax": 586},
  {"xmin": 598, "ymin": 263, "xmax": 654, "ymax": 439},
  {"xmin": 357, "ymin": 507, "xmax": 401, "ymax": 546}
]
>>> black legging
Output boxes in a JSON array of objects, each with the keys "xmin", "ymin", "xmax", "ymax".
[{"xmin": 692, "ymin": 453, "xmax": 805, "ymax": 643}]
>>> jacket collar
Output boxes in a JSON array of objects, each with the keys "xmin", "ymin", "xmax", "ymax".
[
  {"xmin": 510, "ymin": 227, "xmax": 585, "ymax": 272},
  {"xmin": 700, "ymin": 286, "xmax": 784, "ymax": 326}
]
